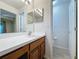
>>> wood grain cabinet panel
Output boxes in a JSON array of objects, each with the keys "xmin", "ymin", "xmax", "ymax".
[
  {"xmin": 41, "ymin": 43, "xmax": 45, "ymax": 59},
  {"xmin": 30, "ymin": 37, "xmax": 45, "ymax": 51},
  {"xmin": 30, "ymin": 39, "xmax": 40, "ymax": 51},
  {"xmin": 30, "ymin": 37, "xmax": 45, "ymax": 59},
  {"xmin": 1, "ymin": 45, "xmax": 29, "ymax": 59},
  {"xmin": 30, "ymin": 47, "xmax": 40, "ymax": 59}
]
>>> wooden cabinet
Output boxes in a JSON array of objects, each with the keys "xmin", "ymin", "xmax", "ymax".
[
  {"xmin": 30, "ymin": 37, "xmax": 45, "ymax": 59},
  {"xmin": 30, "ymin": 47, "xmax": 40, "ymax": 59},
  {"xmin": 41, "ymin": 43, "xmax": 45, "ymax": 59},
  {"xmin": 40, "ymin": 37, "xmax": 45, "ymax": 59},
  {"xmin": 0, "ymin": 37, "xmax": 45, "ymax": 59},
  {"xmin": 1, "ymin": 45, "xmax": 29, "ymax": 59}
]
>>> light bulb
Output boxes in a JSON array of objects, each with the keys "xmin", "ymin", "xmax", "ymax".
[
  {"xmin": 21, "ymin": 0, "xmax": 25, "ymax": 2},
  {"xmin": 29, "ymin": 0, "xmax": 32, "ymax": 3},
  {"xmin": 25, "ymin": 1, "xmax": 28, "ymax": 5},
  {"xmin": 21, "ymin": 0, "xmax": 32, "ymax": 5}
]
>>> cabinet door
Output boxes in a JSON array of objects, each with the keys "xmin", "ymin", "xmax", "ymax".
[
  {"xmin": 1, "ymin": 45, "xmax": 29, "ymax": 59},
  {"xmin": 30, "ymin": 47, "xmax": 40, "ymax": 59},
  {"xmin": 41, "ymin": 43, "xmax": 45, "ymax": 59}
]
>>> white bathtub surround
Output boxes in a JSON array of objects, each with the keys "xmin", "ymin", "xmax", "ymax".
[{"xmin": 0, "ymin": 32, "xmax": 45, "ymax": 56}]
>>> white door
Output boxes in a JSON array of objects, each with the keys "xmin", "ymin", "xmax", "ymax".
[{"xmin": 69, "ymin": 0, "xmax": 76, "ymax": 59}]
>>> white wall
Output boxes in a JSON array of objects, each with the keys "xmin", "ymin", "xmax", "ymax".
[
  {"xmin": 34, "ymin": 0, "xmax": 53, "ymax": 59},
  {"xmin": 0, "ymin": 1, "xmax": 18, "ymax": 14},
  {"xmin": 53, "ymin": 3, "xmax": 69, "ymax": 49},
  {"xmin": 69, "ymin": 0, "xmax": 76, "ymax": 59},
  {"xmin": 0, "ymin": 1, "xmax": 19, "ymax": 32}
]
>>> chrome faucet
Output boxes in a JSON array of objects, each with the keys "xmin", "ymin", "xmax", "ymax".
[{"xmin": 28, "ymin": 31, "xmax": 32, "ymax": 35}]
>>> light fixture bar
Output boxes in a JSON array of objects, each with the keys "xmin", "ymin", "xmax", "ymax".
[{"xmin": 21, "ymin": 0, "xmax": 32, "ymax": 5}]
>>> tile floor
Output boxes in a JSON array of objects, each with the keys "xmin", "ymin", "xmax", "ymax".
[{"xmin": 53, "ymin": 47, "xmax": 70, "ymax": 59}]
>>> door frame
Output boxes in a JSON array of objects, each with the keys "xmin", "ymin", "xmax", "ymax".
[{"xmin": 76, "ymin": 0, "xmax": 78, "ymax": 59}]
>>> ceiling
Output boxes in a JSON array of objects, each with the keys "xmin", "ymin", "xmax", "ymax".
[
  {"xmin": 0, "ymin": 0, "xmax": 71, "ymax": 9},
  {"xmin": 53, "ymin": 0, "xmax": 70, "ymax": 2},
  {"xmin": 54, "ymin": 0, "xmax": 70, "ymax": 2},
  {"xmin": 53, "ymin": 0, "xmax": 71, "ymax": 6},
  {"xmin": 0, "ymin": 0, "xmax": 25, "ymax": 9}
]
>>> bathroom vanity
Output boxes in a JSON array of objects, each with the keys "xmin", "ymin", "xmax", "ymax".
[
  {"xmin": 0, "ymin": 0, "xmax": 45, "ymax": 58},
  {"xmin": 0, "ymin": 33, "xmax": 45, "ymax": 59}
]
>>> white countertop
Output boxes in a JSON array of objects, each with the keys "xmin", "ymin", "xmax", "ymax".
[{"xmin": 0, "ymin": 32, "xmax": 45, "ymax": 56}]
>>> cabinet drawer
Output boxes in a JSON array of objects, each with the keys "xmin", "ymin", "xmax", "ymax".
[
  {"xmin": 1, "ymin": 45, "xmax": 29, "ymax": 59},
  {"xmin": 30, "ymin": 37, "xmax": 45, "ymax": 51}
]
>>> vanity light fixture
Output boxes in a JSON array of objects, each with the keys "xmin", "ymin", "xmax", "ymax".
[
  {"xmin": 25, "ymin": 1, "xmax": 28, "ymax": 5},
  {"xmin": 21, "ymin": 0, "xmax": 32, "ymax": 5},
  {"xmin": 22, "ymin": 0, "xmax": 25, "ymax": 2},
  {"xmin": 29, "ymin": 0, "xmax": 32, "ymax": 3}
]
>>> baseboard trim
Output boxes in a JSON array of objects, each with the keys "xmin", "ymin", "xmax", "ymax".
[
  {"xmin": 68, "ymin": 49, "xmax": 76, "ymax": 59},
  {"xmin": 44, "ymin": 56, "xmax": 50, "ymax": 59},
  {"xmin": 53, "ymin": 45, "xmax": 68, "ymax": 50}
]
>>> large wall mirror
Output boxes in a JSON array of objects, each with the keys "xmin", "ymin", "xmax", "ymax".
[
  {"xmin": 0, "ymin": 9, "xmax": 16, "ymax": 33},
  {"xmin": 0, "ymin": 0, "xmax": 34, "ymax": 34},
  {"xmin": 0, "ymin": 0, "xmax": 44, "ymax": 34}
]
